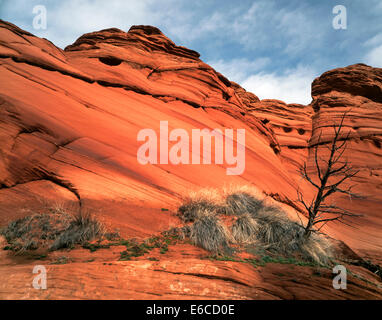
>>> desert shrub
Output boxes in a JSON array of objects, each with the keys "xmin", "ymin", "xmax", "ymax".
[
  {"xmin": 189, "ymin": 213, "xmax": 231, "ymax": 254},
  {"xmin": 178, "ymin": 189, "xmax": 226, "ymax": 222},
  {"xmin": 178, "ymin": 199, "xmax": 220, "ymax": 222},
  {"xmin": 252, "ymin": 206, "xmax": 333, "ymax": 265},
  {"xmin": 299, "ymin": 234, "xmax": 333, "ymax": 265},
  {"xmin": 1, "ymin": 209, "xmax": 72, "ymax": 253},
  {"xmin": 231, "ymin": 213, "xmax": 259, "ymax": 244},
  {"xmin": 1, "ymin": 207, "xmax": 104, "ymax": 253},
  {"xmin": 253, "ymin": 206, "xmax": 298, "ymax": 246},
  {"xmin": 178, "ymin": 187, "xmax": 334, "ymax": 265}
]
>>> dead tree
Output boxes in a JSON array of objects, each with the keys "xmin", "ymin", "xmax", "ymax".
[{"xmin": 297, "ymin": 111, "xmax": 362, "ymax": 238}]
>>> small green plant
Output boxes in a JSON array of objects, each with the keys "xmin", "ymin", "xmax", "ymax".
[
  {"xmin": 246, "ymin": 255, "xmax": 320, "ymax": 268},
  {"xmin": 34, "ymin": 254, "xmax": 47, "ymax": 260},
  {"xmin": 50, "ymin": 256, "xmax": 70, "ymax": 265},
  {"xmin": 108, "ymin": 239, "xmax": 130, "ymax": 246},
  {"xmin": 82, "ymin": 242, "xmax": 110, "ymax": 252},
  {"xmin": 160, "ymin": 246, "xmax": 168, "ymax": 254},
  {"xmin": 119, "ymin": 232, "xmax": 180, "ymax": 261},
  {"xmin": 104, "ymin": 231, "xmax": 120, "ymax": 241},
  {"xmin": 120, "ymin": 242, "xmax": 149, "ymax": 260},
  {"xmin": 244, "ymin": 258, "xmax": 265, "ymax": 268},
  {"xmin": 207, "ymin": 255, "xmax": 243, "ymax": 262}
]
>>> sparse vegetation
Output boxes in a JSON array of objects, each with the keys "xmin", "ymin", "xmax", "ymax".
[
  {"xmin": 206, "ymin": 253, "xmax": 322, "ymax": 268},
  {"xmin": 207, "ymin": 255, "xmax": 244, "ymax": 262},
  {"xmin": 225, "ymin": 192, "xmax": 263, "ymax": 216},
  {"xmin": 178, "ymin": 199, "xmax": 222, "ymax": 222},
  {"xmin": 189, "ymin": 213, "xmax": 232, "ymax": 254},
  {"xmin": 50, "ymin": 256, "xmax": 70, "ymax": 265},
  {"xmin": 82, "ymin": 242, "xmax": 111, "ymax": 252},
  {"xmin": 231, "ymin": 213, "xmax": 259, "ymax": 244},
  {"xmin": 0, "ymin": 205, "xmax": 104, "ymax": 253},
  {"xmin": 119, "ymin": 230, "xmax": 181, "ymax": 261},
  {"xmin": 177, "ymin": 186, "xmax": 334, "ymax": 265},
  {"xmin": 297, "ymin": 111, "xmax": 362, "ymax": 238},
  {"xmin": 104, "ymin": 231, "xmax": 120, "ymax": 241},
  {"xmin": 178, "ymin": 189, "xmax": 226, "ymax": 222},
  {"xmin": 50, "ymin": 209, "xmax": 104, "ymax": 251},
  {"xmin": 120, "ymin": 241, "xmax": 150, "ymax": 260},
  {"xmin": 253, "ymin": 206, "xmax": 332, "ymax": 265}
]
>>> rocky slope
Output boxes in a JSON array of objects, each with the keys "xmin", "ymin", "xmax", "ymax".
[{"xmin": 0, "ymin": 20, "xmax": 381, "ymax": 299}]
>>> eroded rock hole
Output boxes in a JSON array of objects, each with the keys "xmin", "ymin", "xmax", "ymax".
[
  {"xmin": 297, "ymin": 128, "xmax": 305, "ymax": 135},
  {"xmin": 99, "ymin": 57, "xmax": 123, "ymax": 66},
  {"xmin": 373, "ymin": 139, "xmax": 381, "ymax": 149}
]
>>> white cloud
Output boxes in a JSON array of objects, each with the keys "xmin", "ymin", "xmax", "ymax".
[
  {"xmin": 0, "ymin": 0, "xmax": 165, "ymax": 48},
  {"xmin": 364, "ymin": 33, "xmax": 382, "ymax": 47},
  {"xmin": 158, "ymin": 1, "xmax": 326, "ymax": 56},
  {"xmin": 363, "ymin": 33, "xmax": 382, "ymax": 68},
  {"xmin": 208, "ymin": 57, "xmax": 271, "ymax": 83},
  {"xmin": 364, "ymin": 45, "xmax": 382, "ymax": 67},
  {"xmin": 228, "ymin": 1, "xmax": 326, "ymax": 55},
  {"xmin": 207, "ymin": 58, "xmax": 317, "ymax": 105},
  {"xmin": 241, "ymin": 65, "xmax": 317, "ymax": 105}
]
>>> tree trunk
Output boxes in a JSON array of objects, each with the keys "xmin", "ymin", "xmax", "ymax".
[{"xmin": 304, "ymin": 218, "xmax": 313, "ymax": 238}]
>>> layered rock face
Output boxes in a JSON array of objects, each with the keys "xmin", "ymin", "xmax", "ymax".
[
  {"xmin": 0, "ymin": 20, "xmax": 381, "ymax": 299},
  {"xmin": 0, "ymin": 20, "xmax": 295, "ymax": 233},
  {"xmin": 308, "ymin": 64, "xmax": 382, "ymax": 251}
]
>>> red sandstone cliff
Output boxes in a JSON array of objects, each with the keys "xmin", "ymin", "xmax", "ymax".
[{"xmin": 0, "ymin": 20, "xmax": 381, "ymax": 299}]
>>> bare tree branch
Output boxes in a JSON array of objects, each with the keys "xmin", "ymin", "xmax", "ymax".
[{"xmin": 297, "ymin": 111, "xmax": 363, "ymax": 238}]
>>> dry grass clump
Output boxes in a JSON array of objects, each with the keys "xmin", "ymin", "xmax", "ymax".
[
  {"xmin": 253, "ymin": 206, "xmax": 298, "ymax": 246},
  {"xmin": 1, "ymin": 206, "xmax": 104, "ymax": 253},
  {"xmin": 253, "ymin": 206, "xmax": 333, "ymax": 265},
  {"xmin": 225, "ymin": 192, "xmax": 264, "ymax": 216},
  {"xmin": 231, "ymin": 213, "xmax": 259, "ymax": 244},
  {"xmin": 178, "ymin": 186, "xmax": 334, "ymax": 265},
  {"xmin": 299, "ymin": 234, "xmax": 333, "ymax": 265},
  {"xmin": 1, "ymin": 209, "xmax": 72, "ymax": 253},
  {"xmin": 178, "ymin": 189, "xmax": 225, "ymax": 222},
  {"xmin": 50, "ymin": 209, "xmax": 104, "ymax": 251},
  {"xmin": 178, "ymin": 199, "xmax": 220, "ymax": 222},
  {"xmin": 189, "ymin": 212, "xmax": 231, "ymax": 254}
]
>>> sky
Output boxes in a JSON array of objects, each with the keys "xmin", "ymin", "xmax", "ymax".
[{"xmin": 1, "ymin": 0, "xmax": 381, "ymax": 104}]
